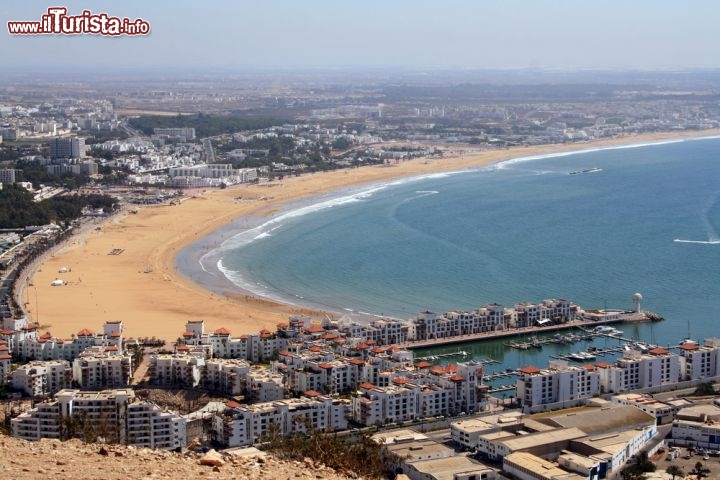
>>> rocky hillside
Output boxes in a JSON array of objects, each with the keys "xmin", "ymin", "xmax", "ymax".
[{"xmin": 0, "ymin": 433, "xmax": 352, "ymax": 480}]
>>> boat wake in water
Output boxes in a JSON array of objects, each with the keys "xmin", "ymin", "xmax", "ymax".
[
  {"xmin": 675, "ymin": 191, "xmax": 720, "ymax": 245},
  {"xmin": 674, "ymin": 239, "xmax": 720, "ymax": 244}
]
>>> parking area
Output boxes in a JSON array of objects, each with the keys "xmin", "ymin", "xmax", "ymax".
[{"xmin": 658, "ymin": 447, "xmax": 719, "ymax": 477}]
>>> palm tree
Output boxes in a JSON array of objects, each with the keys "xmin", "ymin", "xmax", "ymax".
[{"xmin": 666, "ymin": 465, "xmax": 684, "ymax": 480}]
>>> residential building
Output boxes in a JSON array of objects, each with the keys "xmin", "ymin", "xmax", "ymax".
[
  {"xmin": 0, "ymin": 168, "xmax": 19, "ymax": 184},
  {"xmin": 49, "ymin": 136, "xmax": 87, "ymax": 159},
  {"xmin": 215, "ymin": 393, "xmax": 347, "ymax": 447},
  {"xmin": 72, "ymin": 347, "xmax": 133, "ymax": 390},
  {"xmin": 516, "ymin": 360, "xmax": 600, "ymax": 411},
  {"xmin": 148, "ymin": 353, "xmax": 205, "ymax": 388},
  {"xmin": 203, "ymin": 358, "xmax": 250, "ymax": 395},
  {"xmin": 11, "ymin": 389, "xmax": 186, "ymax": 450},
  {"xmin": 677, "ymin": 338, "xmax": 720, "ymax": 381},
  {"xmin": 11, "ymin": 360, "xmax": 73, "ymax": 397}
]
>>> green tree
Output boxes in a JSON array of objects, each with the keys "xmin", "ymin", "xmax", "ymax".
[{"xmin": 666, "ymin": 465, "xmax": 683, "ymax": 480}]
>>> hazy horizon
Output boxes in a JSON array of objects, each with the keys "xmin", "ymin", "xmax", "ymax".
[{"xmin": 2, "ymin": 1, "xmax": 719, "ymax": 72}]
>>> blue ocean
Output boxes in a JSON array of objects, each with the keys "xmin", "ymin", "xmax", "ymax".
[{"xmin": 197, "ymin": 137, "xmax": 720, "ymax": 372}]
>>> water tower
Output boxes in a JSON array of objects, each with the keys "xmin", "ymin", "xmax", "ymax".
[{"xmin": 632, "ymin": 292, "xmax": 643, "ymax": 313}]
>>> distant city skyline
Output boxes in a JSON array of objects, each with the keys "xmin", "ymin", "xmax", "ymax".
[{"xmin": 2, "ymin": 0, "xmax": 719, "ymax": 72}]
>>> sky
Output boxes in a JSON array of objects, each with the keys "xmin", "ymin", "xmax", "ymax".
[{"xmin": 2, "ymin": 0, "xmax": 719, "ymax": 72}]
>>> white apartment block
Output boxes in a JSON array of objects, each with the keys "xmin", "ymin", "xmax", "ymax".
[
  {"xmin": 181, "ymin": 321, "xmax": 286, "ymax": 362},
  {"xmin": 352, "ymin": 383, "xmax": 419, "ymax": 426},
  {"xmin": 12, "ymin": 389, "xmax": 186, "ymax": 450},
  {"xmin": 677, "ymin": 338, "xmax": 720, "ymax": 381},
  {"xmin": 216, "ymin": 394, "xmax": 347, "ymax": 447},
  {"xmin": 72, "ymin": 347, "xmax": 132, "ymax": 390},
  {"xmin": 245, "ymin": 370, "xmax": 285, "ymax": 403},
  {"xmin": 203, "ymin": 358, "xmax": 250, "ymax": 395},
  {"xmin": 149, "ymin": 353, "xmax": 205, "ymax": 388},
  {"xmin": 11, "ymin": 360, "xmax": 73, "ymax": 397},
  {"xmin": 9, "ymin": 320, "xmax": 123, "ymax": 362},
  {"xmin": 516, "ymin": 360, "xmax": 600, "ymax": 410},
  {"xmin": 153, "ymin": 127, "xmax": 195, "ymax": 141},
  {"xmin": 596, "ymin": 347, "xmax": 681, "ymax": 393}
]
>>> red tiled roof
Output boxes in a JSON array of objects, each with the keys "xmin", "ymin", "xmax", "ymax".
[
  {"xmin": 333, "ymin": 337, "xmax": 346, "ymax": 344},
  {"xmin": 110, "ymin": 331, "xmax": 121, "ymax": 337},
  {"xmin": 356, "ymin": 343, "xmax": 368, "ymax": 350},
  {"xmin": 595, "ymin": 361, "xmax": 611, "ymax": 368},
  {"xmin": 445, "ymin": 364, "xmax": 458, "ymax": 373},
  {"xmin": 365, "ymin": 339, "xmax": 375, "ymax": 345},
  {"xmin": 415, "ymin": 361, "xmax": 432, "ymax": 369},
  {"xmin": 583, "ymin": 364, "xmax": 596, "ymax": 371},
  {"xmin": 318, "ymin": 363, "xmax": 333, "ymax": 369},
  {"xmin": 304, "ymin": 390, "xmax": 321, "ymax": 398},
  {"xmin": 371, "ymin": 347, "xmax": 385, "ymax": 354},
  {"xmin": 213, "ymin": 328, "xmax": 231, "ymax": 335},
  {"xmin": 225, "ymin": 400, "xmax": 241, "ymax": 409},
  {"xmin": 0, "ymin": 330, "xmax": 16, "ymax": 335},
  {"xmin": 359, "ymin": 382, "xmax": 374, "ymax": 389},
  {"xmin": 77, "ymin": 328, "xmax": 93, "ymax": 336},
  {"xmin": 105, "ymin": 346, "xmax": 118, "ymax": 351},
  {"xmin": 0, "ymin": 354, "xmax": 11, "ymax": 360},
  {"xmin": 310, "ymin": 346, "xmax": 322, "ymax": 352},
  {"xmin": 518, "ymin": 365, "xmax": 541, "ymax": 374},
  {"xmin": 649, "ymin": 347, "xmax": 669, "ymax": 355},
  {"xmin": 40, "ymin": 332, "xmax": 52, "ymax": 340},
  {"xmin": 450, "ymin": 375, "xmax": 464, "ymax": 382},
  {"xmin": 350, "ymin": 358, "xmax": 365, "ymax": 366},
  {"xmin": 176, "ymin": 345, "xmax": 191, "ymax": 351},
  {"xmin": 429, "ymin": 366, "xmax": 445, "ymax": 375},
  {"xmin": 321, "ymin": 333, "xmax": 337, "ymax": 340},
  {"xmin": 182, "ymin": 331, "xmax": 194, "ymax": 337},
  {"xmin": 278, "ymin": 350, "xmax": 290, "ymax": 356},
  {"xmin": 678, "ymin": 343, "xmax": 700, "ymax": 351},
  {"xmin": 392, "ymin": 377, "xmax": 409, "ymax": 385},
  {"xmin": 305, "ymin": 325, "xmax": 325, "ymax": 334},
  {"xmin": 0, "ymin": 346, "xmax": 9, "ymax": 351}
]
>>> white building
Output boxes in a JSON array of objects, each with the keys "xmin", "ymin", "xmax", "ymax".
[
  {"xmin": 72, "ymin": 347, "xmax": 132, "ymax": 390},
  {"xmin": 149, "ymin": 353, "xmax": 205, "ymax": 388},
  {"xmin": 596, "ymin": 347, "xmax": 681, "ymax": 393},
  {"xmin": 610, "ymin": 393, "xmax": 684, "ymax": 425},
  {"xmin": 11, "ymin": 360, "xmax": 73, "ymax": 397},
  {"xmin": 216, "ymin": 393, "xmax": 347, "ymax": 447},
  {"xmin": 677, "ymin": 338, "xmax": 720, "ymax": 381},
  {"xmin": 671, "ymin": 403, "xmax": 720, "ymax": 449},
  {"xmin": 450, "ymin": 412, "xmax": 524, "ymax": 450},
  {"xmin": 203, "ymin": 358, "xmax": 250, "ymax": 395},
  {"xmin": 516, "ymin": 360, "xmax": 600, "ymax": 411},
  {"xmin": 11, "ymin": 389, "xmax": 186, "ymax": 450}
]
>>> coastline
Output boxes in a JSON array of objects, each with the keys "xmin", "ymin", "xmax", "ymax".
[{"xmin": 28, "ymin": 129, "xmax": 720, "ymax": 344}]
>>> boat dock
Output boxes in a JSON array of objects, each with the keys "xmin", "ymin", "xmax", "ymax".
[
  {"xmin": 415, "ymin": 350, "xmax": 471, "ymax": 361},
  {"xmin": 401, "ymin": 312, "xmax": 654, "ymax": 350},
  {"xmin": 488, "ymin": 384, "xmax": 516, "ymax": 394}
]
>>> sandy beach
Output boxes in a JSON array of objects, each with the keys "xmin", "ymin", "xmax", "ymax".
[{"xmin": 25, "ymin": 130, "xmax": 720, "ymax": 344}]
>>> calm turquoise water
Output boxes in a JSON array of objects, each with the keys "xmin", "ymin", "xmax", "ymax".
[{"xmin": 206, "ymin": 137, "xmax": 720, "ymax": 372}]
